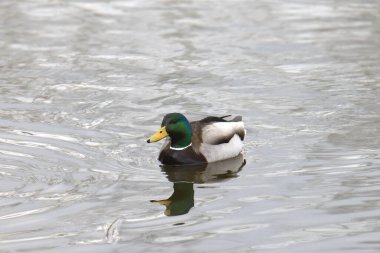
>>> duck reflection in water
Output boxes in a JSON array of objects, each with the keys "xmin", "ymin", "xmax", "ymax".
[{"xmin": 151, "ymin": 154, "xmax": 246, "ymax": 216}]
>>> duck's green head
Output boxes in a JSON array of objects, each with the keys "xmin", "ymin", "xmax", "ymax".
[{"xmin": 147, "ymin": 113, "xmax": 192, "ymax": 148}]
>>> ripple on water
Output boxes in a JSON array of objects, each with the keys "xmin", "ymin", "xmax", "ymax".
[{"xmin": 0, "ymin": 115, "xmax": 149, "ymax": 250}]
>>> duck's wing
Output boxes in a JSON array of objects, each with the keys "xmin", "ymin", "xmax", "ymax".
[
  {"xmin": 198, "ymin": 116, "xmax": 245, "ymax": 145},
  {"xmin": 199, "ymin": 116, "xmax": 245, "ymax": 163}
]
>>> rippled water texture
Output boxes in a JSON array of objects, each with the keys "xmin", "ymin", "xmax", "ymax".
[{"xmin": 1, "ymin": 0, "xmax": 380, "ymax": 252}]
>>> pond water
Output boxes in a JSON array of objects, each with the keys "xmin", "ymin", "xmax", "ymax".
[{"xmin": 1, "ymin": 0, "xmax": 379, "ymax": 252}]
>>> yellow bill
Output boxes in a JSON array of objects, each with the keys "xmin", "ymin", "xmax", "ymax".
[
  {"xmin": 147, "ymin": 126, "xmax": 168, "ymax": 143},
  {"xmin": 150, "ymin": 199, "xmax": 171, "ymax": 206}
]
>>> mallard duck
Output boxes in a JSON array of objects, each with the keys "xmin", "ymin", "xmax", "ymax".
[{"xmin": 147, "ymin": 113, "xmax": 246, "ymax": 165}]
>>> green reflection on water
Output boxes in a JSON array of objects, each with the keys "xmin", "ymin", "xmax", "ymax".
[{"xmin": 152, "ymin": 154, "xmax": 246, "ymax": 216}]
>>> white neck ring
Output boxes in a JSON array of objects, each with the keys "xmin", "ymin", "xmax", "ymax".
[{"xmin": 170, "ymin": 143, "xmax": 192, "ymax": 150}]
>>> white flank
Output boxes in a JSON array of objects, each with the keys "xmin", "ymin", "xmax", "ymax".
[
  {"xmin": 201, "ymin": 122, "xmax": 245, "ymax": 145},
  {"xmin": 200, "ymin": 134, "xmax": 244, "ymax": 163}
]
